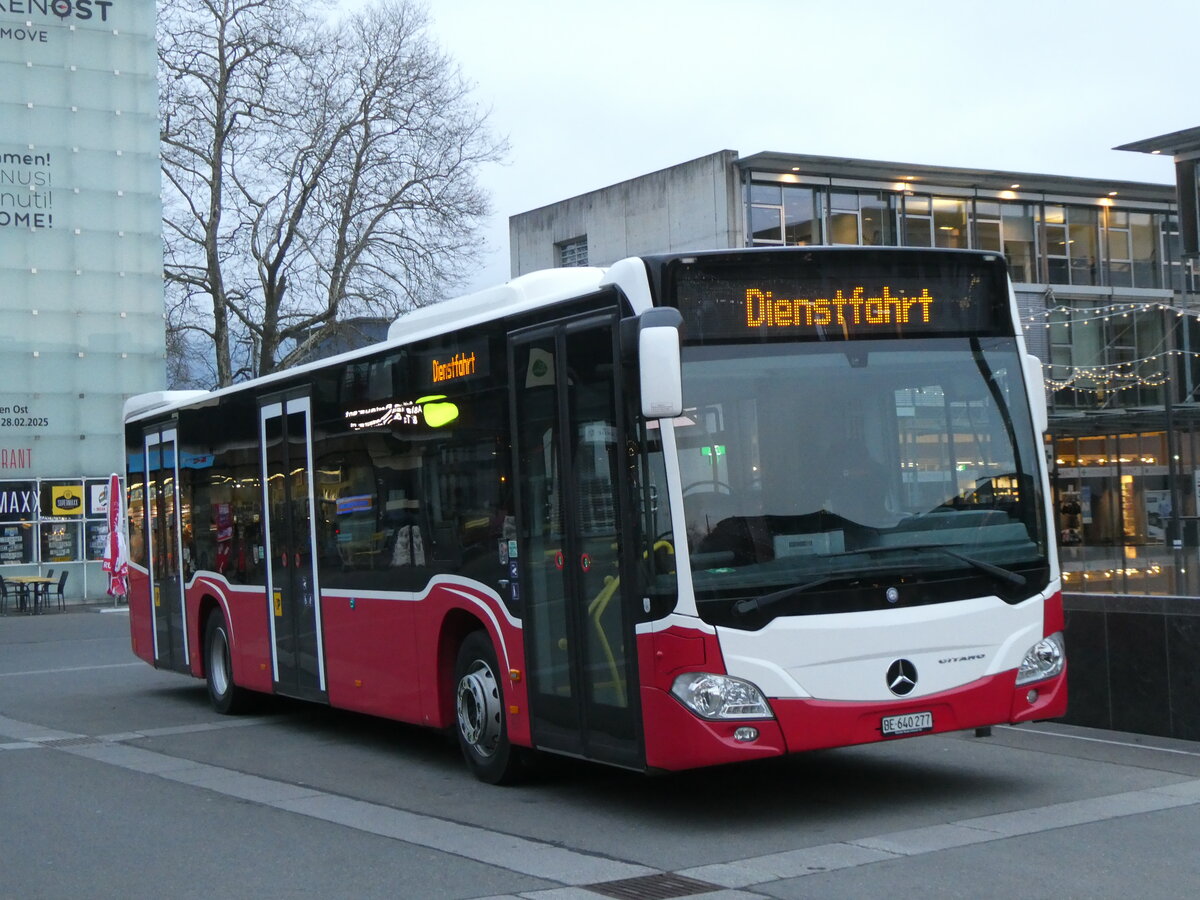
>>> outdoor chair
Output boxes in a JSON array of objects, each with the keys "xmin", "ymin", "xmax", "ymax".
[{"xmin": 49, "ymin": 571, "xmax": 68, "ymax": 611}]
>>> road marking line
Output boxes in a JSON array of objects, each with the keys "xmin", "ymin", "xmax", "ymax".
[
  {"xmin": 96, "ymin": 718, "xmax": 266, "ymax": 742},
  {"xmin": 0, "ymin": 662, "xmax": 144, "ymax": 678},
  {"xmin": 677, "ymin": 780, "xmax": 1200, "ymax": 888},
  {"xmin": 997, "ymin": 724, "xmax": 1200, "ymax": 758}
]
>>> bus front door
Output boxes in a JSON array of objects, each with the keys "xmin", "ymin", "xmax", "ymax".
[
  {"xmin": 259, "ymin": 395, "xmax": 327, "ymax": 702},
  {"xmin": 145, "ymin": 427, "xmax": 189, "ymax": 672},
  {"xmin": 510, "ymin": 315, "xmax": 643, "ymax": 769}
]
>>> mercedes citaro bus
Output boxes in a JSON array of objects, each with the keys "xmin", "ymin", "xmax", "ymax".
[{"xmin": 123, "ymin": 247, "xmax": 1066, "ymax": 782}]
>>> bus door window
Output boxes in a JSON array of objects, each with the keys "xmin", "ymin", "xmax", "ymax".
[
  {"xmin": 514, "ymin": 337, "xmax": 572, "ymax": 703},
  {"xmin": 565, "ymin": 324, "xmax": 626, "ymax": 710}
]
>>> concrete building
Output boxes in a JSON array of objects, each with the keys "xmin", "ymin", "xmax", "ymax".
[
  {"xmin": 0, "ymin": 1, "xmax": 165, "ymax": 601},
  {"xmin": 511, "ymin": 150, "xmax": 1200, "ymax": 740}
]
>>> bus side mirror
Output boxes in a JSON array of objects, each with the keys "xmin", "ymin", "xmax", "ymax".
[
  {"xmin": 1024, "ymin": 354, "xmax": 1048, "ymax": 434},
  {"xmin": 634, "ymin": 308, "xmax": 683, "ymax": 419}
]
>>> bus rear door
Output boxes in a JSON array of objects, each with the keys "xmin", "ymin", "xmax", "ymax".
[
  {"xmin": 144, "ymin": 426, "xmax": 189, "ymax": 672},
  {"xmin": 509, "ymin": 312, "xmax": 643, "ymax": 769}
]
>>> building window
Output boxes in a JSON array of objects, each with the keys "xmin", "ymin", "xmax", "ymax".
[
  {"xmin": 1161, "ymin": 216, "xmax": 1200, "ymax": 293},
  {"xmin": 823, "ymin": 190, "xmax": 897, "ymax": 246},
  {"xmin": 932, "ymin": 197, "xmax": 968, "ymax": 249},
  {"xmin": 1043, "ymin": 205, "xmax": 1099, "ymax": 286},
  {"xmin": 1047, "ymin": 300, "xmax": 1165, "ymax": 409},
  {"xmin": 784, "ymin": 186, "xmax": 819, "ymax": 244},
  {"xmin": 750, "ymin": 183, "xmax": 820, "ymax": 245},
  {"xmin": 975, "ymin": 201, "xmax": 1037, "ymax": 283},
  {"xmin": 557, "ymin": 237, "xmax": 588, "ymax": 267},
  {"xmin": 827, "ymin": 191, "xmax": 861, "ymax": 245},
  {"xmin": 902, "ymin": 195, "xmax": 933, "ymax": 246}
]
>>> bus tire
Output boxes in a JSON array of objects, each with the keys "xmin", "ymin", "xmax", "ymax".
[
  {"xmin": 454, "ymin": 631, "xmax": 522, "ymax": 785},
  {"xmin": 204, "ymin": 611, "xmax": 250, "ymax": 715}
]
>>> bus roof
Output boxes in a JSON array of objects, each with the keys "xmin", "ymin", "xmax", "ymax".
[{"xmin": 124, "ymin": 260, "xmax": 654, "ymax": 425}]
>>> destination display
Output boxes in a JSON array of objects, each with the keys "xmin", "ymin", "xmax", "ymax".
[{"xmin": 669, "ymin": 251, "xmax": 1011, "ymax": 342}]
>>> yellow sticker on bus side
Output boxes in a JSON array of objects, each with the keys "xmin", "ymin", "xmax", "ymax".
[{"xmin": 273, "ymin": 590, "xmax": 282, "ymax": 617}]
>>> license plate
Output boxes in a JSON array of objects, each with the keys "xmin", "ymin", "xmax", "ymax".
[{"xmin": 881, "ymin": 711, "xmax": 933, "ymax": 736}]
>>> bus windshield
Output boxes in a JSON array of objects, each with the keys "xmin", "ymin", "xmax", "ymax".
[{"xmin": 676, "ymin": 336, "xmax": 1050, "ymax": 625}]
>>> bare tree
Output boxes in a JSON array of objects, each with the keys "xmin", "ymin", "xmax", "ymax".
[{"xmin": 159, "ymin": 0, "xmax": 505, "ymax": 387}]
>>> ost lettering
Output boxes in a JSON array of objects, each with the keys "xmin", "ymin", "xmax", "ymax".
[
  {"xmin": 745, "ymin": 286, "xmax": 935, "ymax": 329},
  {"xmin": 0, "ymin": 0, "xmax": 114, "ymax": 22}
]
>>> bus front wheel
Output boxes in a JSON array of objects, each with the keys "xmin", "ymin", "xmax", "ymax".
[
  {"xmin": 204, "ymin": 612, "xmax": 251, "ymax": 715},
  {"xmin": 454, "ymin": 631, "xmax": 522, "ymax": 784}
]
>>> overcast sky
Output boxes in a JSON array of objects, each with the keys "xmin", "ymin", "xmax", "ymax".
[{"xmin": 413, "ymin": 0, "xmax": 1196, "ymax": 293}]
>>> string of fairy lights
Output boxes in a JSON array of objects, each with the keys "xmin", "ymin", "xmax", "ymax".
[{"xmin": 1023, "ymin": 299, "xmax": 1200, "ymax": 393}]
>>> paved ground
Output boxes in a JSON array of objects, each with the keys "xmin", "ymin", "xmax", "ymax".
[{"xmin": 3, "ymin": 606, "xmax": 1200, "ymax": 899}]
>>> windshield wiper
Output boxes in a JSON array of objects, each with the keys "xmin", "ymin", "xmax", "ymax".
[
  {"xmin": 902, "ymin": 544, "xmax": 1026, "ymax": 587},
  {"xmin": 732, "ymin": 576, "xmax": 841, "ymax": 617}
]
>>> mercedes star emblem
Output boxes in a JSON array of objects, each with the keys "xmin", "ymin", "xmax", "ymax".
[{"xmin": 886, "ymin": 658, "xmax": 918, "ymax": 696}]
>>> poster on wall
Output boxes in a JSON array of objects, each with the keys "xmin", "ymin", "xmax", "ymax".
[{"xmin": 1145, "ymin": 490, "xmax": 1171, "ymax": 543}]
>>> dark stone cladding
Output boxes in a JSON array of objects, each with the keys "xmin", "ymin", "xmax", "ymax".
[{"xmin": 1061, "ymin": 593, "xmax": 1200, "ymax": 742}]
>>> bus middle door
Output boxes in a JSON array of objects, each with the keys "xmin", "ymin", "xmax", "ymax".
[
  {"xmin": 509, "ymin": 313, "xmax": 642, "ymax": 769},
  {"xmin": 259, "ymin": 394, "xmax": 327, "ymax": 702}
]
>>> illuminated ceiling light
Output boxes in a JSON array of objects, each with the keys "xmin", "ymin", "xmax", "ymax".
[
  {"xmin": 1010, "ymin": 183, "xmax": 1021, "ymax": 189},
  {"xmin": 1108, "ymin": 191, "xmax": 1118, "ymax": 196}
]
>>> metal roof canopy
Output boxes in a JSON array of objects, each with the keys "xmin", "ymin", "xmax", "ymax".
[
  {"xmin": 1116, "ymin": 127, "xmax": 1200, "ymax": 260},
  {"xmin": 1114, "ymin": 126, "xmax": 1200, "ymax": 158},
  {"xmin": 737, "ymin": 152, "xmax": 1176, "ymax": 201}
]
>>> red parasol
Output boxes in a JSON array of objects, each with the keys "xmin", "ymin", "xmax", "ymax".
[{"xmin": 101, "ymin": 472, "xmax": 129, "ymax": 600}]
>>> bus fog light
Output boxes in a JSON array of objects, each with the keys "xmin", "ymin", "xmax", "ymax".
[
  {"xmin": 671, "ymin": 672, "xmax": 773, "ymax": 720},
  {"xmin": 1026, "ymin": 689, "xmax": 1038, "ymax": 704},
  {"xmin": 734, "ymin": 726, "xmax": 759, "ymax": 742},
  {"xmin": 1015, "ymin": 632, "xmax": 1065, "ymax": 685}
]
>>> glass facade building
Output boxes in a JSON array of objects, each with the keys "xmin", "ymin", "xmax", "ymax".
[{"xmin": 0, "ymin": 1, "xmax": 165, "ymax": 599}]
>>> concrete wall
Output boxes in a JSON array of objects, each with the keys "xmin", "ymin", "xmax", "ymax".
[{"xmin": 509, "ymin": 150, "xmax": 742, "ymax": 276}]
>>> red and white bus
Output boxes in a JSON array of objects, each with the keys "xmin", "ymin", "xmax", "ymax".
[{"xmin": 123, "ymin": 247, "xmax": 1066, "ymax": 782}]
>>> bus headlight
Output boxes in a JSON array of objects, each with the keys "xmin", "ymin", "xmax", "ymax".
[
  {"xmin": 1015, "ymin": 632, "xmax": 1065, "ymax": 685},
  {"xmin": 670, "ymin": 672, "xmax": 773, "ymax": 720}
]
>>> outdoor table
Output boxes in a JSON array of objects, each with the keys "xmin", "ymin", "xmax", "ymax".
[{"xmin": 6, "ymin": 576, "xmax": 57, "ymax": 614}]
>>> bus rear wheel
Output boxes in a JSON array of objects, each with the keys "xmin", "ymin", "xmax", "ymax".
[
  {"xmin": 454, "ymin": 631, "xmax": 522, "ymax": 784},
  {"xmin": 204, "ymin": 612, "xmax": 251, "ymax": 715}
]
